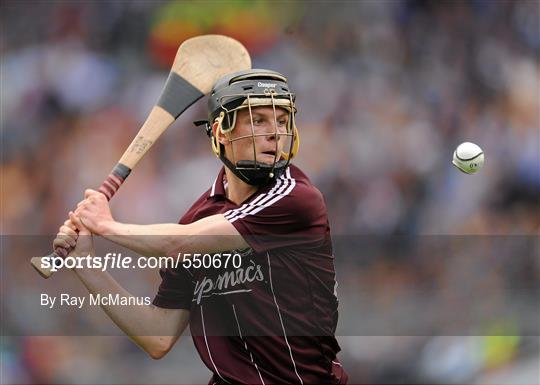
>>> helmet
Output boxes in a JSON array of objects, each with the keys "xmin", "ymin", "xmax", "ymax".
[{"xmin": 201, "ymin": 69, "xmax": 299, "ymax": 186}]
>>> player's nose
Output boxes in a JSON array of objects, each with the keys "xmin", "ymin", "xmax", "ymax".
[
  {"xmin": 265, "ymin": 132, "xmax": 279, "ymax": 142},
  {"xmin": 263, "ymin": 126, "xmax": 284, "ymax": 142}
]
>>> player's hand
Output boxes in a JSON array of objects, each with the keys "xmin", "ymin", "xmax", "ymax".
[
  {"xmin": 52, "ymin": 211, "xmax": 94, "ymax": 257},
  {"xmin": 74, "ymin": 189, "xmax": 115, "ymax": 235},
  {"xmin": 68, "ymin": 211, "xmax": 94, "ymax": 257},
  {"xmin": 52, "ymin": 216, "xmax": 78, "ymax": 251}
]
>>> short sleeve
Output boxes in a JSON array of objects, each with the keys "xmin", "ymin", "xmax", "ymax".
[
  {"xmin": 224, "ymin": 178, "xmax": 328, "ymax": 253},
  {"xmin": 152, "ymin": 267, "xmax": 194, "ymax": 309}
]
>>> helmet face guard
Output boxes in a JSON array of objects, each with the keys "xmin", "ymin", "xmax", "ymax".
[{"xmin": 204, "ymin": 69, "xmax": 300, "ymax": 186}]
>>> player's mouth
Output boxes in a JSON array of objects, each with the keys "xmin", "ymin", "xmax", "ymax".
[
  {"xmin": 257, "ymin": 150, "xmax": 281, "ymax": 164},
  {"xmin": 259, "ymin": 151, "xmax": 280, "ymax": 161}
]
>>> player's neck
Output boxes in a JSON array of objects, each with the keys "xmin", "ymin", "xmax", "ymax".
[{"xmin": 223, "ymin": 168, "xmax": 258, "ymax": 205}]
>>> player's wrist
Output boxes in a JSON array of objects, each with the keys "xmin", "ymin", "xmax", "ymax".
[{"xmin": 97, "ymin": 220, "xmax": 117, "ymax": 235}]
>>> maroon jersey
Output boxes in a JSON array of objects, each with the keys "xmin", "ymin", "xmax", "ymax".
[{"xmin": 153, "ymin": 165, "xmax": 348, "ymax": 384}]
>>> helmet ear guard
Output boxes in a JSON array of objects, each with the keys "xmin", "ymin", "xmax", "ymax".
[
  {"xmin": 210, "ymin": 112, "xmax": 225, "ymax": 157},
  {"xmin": 281, "ymin": 125, "xmax": 299, "ymax": 161}
]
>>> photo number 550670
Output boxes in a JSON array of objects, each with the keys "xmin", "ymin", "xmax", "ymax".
[{"xmin": 180, "ymin": 253, "xmax": 242, "ymax": 269}]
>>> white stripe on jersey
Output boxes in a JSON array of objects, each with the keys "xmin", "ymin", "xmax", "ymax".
[
  {"xmin": 226, "ymin": 176, "xmax": 290, "ymax": 222},
  {"xmin": 224, "ymin": 168, "xmax": 296, "ymax": 223},
  {"xmin": 223, "ymin": 173, "xmax": 286, "ymax": 221},
  {"xmin": 201, "ymin": 306, "xmax": 230, "ymax": 383},
  {"xmin": 232, "ymin": 304, "xmax": 266, "ymax": 385},
  {"xmin": 210, "ymin": 176, "xmax": 218, "ymax": 197},
  {"xmin": 267, "ymin": 252, "xmax": 304, "ymax": 385}
]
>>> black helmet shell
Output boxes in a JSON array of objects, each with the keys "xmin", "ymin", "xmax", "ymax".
[{"xmin": 208, "ymin": 69, "xmax": 294, "ymax": 124}]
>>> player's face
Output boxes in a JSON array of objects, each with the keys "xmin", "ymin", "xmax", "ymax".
[{"xmin": 224, "ymin": 106, "xmax": 289, "ymax": 165}]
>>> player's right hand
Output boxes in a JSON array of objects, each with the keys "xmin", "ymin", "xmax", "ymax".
[{"xmin": 73, "ymin": 189, "xmax": 114, "ymax": 235}]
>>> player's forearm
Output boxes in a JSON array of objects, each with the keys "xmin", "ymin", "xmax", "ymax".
[
  {"xmin": 99, "ymin": 221, "xmax": 187, "ymax": 257},
  {"xmin": 97, "ymin": 215, "xmax": 246, "ymax": 257},
  {"xmin": 72, "ymin": 266, "xmax": 179, "ymax": 356}
]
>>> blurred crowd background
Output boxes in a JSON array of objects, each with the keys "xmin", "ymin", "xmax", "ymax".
[{"xmin": 1, "ymin": 1, "xmax": 538, "ymax": 384}]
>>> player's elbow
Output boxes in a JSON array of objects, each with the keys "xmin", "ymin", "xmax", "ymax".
[
  {"xmin": 144, "ymin": 336, "xmax": 177, "ymax": 360},
  {"xmin": 163, "ymin": 240, "xmax": 180, "ymax": 260},
  {"xmin": 163, "ymin": 231, "xmax": 192, "ymax": 259},
  {"xmin": 147, "ymin": 347, "xmax": 168, "ymax": 360}
]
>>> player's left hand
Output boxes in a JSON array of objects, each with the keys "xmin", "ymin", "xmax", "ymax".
[{"xmin": 74, "ymin": 189, "xmax": 115, "ymax": 235}]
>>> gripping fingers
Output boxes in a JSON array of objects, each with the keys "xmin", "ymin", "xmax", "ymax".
[
  {"xmin": 53, "ymin": 238, "xmax": 71, "ymax": 250},
  {"xmin": 84, "ymin": 188, "xmax": 100, "ymax": 199},
  {"xmin": 69, "ymin": 212, "xmax": 87, "ymax": 232},
  {"xmin": 53, "ymin": 217, "xmax": 78, "ymax": 247},
  {"xmin": 59, "ymin": 225, "xmax": 78, "ymax": 239},
  {"xmin": 64, "ymin": 218, "xmax": 77, "ymax": 231},
  {"xmin": 53, "ymin": 233, "xmax": 75, "ymax": 250}
]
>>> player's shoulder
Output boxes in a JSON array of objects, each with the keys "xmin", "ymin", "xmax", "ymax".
[
  {"xmin": 288, "ymin": 164, "xmax": 325, "ymax": 200},
  {"xmin": 271, "ymin": 164, "xmax": 326, "ymax": 211}
]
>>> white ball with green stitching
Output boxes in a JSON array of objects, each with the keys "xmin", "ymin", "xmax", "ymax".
[{"xmin": 452, "ymin": 142, "xmax": 484, "ymax": 174}]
